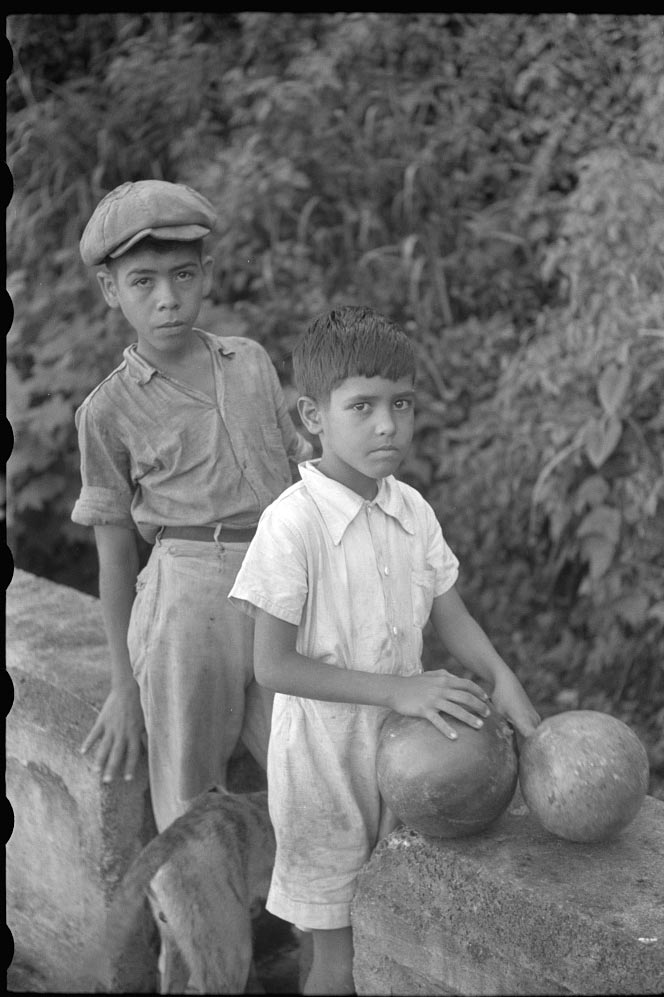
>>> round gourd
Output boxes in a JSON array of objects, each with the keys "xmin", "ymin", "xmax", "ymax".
[
  {"xmin": 519, "ymin": 710, "xmax": 649, "ymax": 843},
  {"xmin": 376, "ymin": 708, "xmax": 518, "ymax": 838}
]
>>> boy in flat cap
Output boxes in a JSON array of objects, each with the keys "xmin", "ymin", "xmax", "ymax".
[{"xmin": 72, "ymin": 180, "xmax": 312, "ymax": 833}]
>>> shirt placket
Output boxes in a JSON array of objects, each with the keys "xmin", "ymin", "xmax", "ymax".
[
  {"xmin": 214, "ymin": 352, "xmax": 273, "ymax": 510},
  {"xmin": 365, "ymin": 503, "xmax": 404, "ymax": 670},
  {"xmin": 212, "ymin": 352, "xmax": 264, "ymax": 509}
]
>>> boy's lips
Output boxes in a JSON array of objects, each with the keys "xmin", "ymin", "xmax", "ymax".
[{"xmin": 370, "ymin": 446, "xmax": 401, "ymax": 457}]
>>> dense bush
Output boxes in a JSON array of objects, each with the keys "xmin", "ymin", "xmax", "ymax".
[
  {"xmin": 7, "ymin": 13, "xmax": 663, "ymax": 792},
  {"xmin": 425, "ymin": 150, "xmax": 663, "ymax": 761}
]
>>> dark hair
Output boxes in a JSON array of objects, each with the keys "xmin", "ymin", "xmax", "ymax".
[
  {"xmin": 105, "ymin": 235, "xmax": 204, "ymax": 269},
  {"xmin": 293, "ymin": 305, "xmax": 416, "ymax": 400}
]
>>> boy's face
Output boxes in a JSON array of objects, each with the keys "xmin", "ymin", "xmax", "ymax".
[
  {"xmin": 96, "ymin": 244, "xmax": 212, "ymax": 360},
  {"xmin": 298, "ymin": 375, "xmax": 415, "ymax": 500}
]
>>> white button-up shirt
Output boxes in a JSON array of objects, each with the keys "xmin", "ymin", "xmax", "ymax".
[{"xmin": 230, "ymin": 459, "xmax": 459, "ymax": 677}]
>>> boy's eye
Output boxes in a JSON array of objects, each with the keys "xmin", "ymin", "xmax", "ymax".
[
  {"xmin": 176, "ymin": 270, "xmax": 194, "ymax": 281},
  {"xmin": 352, "ymin": 402, "xmax": 369, "ymax": 412},
  {"xmin": 394, "ymin": 398, "xmax": 413, "ymax": 410}
]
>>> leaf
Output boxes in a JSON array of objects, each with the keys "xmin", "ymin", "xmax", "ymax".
[
  {"xmin": 576, "ymin": 504, "xmax": 622, "ymax": 546},
  {"xmin": 555, "ymin": 688, "xmax": 580, "ymax": 709},
  {"xmin": 12, "ymin": 474, "xmax": 65, "ymax": 511},
  {"xmin": 549, "ymin": 504, "xmax": 572, "ymax": 544},
  {"xmin": 580, "ymin": 534, "xmax": 616, "ymax": 580},
  {"xmin": 27, "ymin": 395, "xmax": 75, "ymax": 436},
  {"xmin": 573, "ymin": 474, "xmax": 609, "ymax": 513},
  {"xmin": 7, "ymin": 447, "xmax": 53, "ymax": 478},
  {"xmin": 614, "ymin": 593, "xmax": 650, "ymax": 628},
  {"xmin": 597, "ymin": 363, "xmax": 630, "ymax": 416},
  {"xmin": 583, "ymin": 414, "xmax": 623, "ymax": 469},
  {"xmin": 646, "ymin": 602, "xmax": 664, "ymax": 626}
]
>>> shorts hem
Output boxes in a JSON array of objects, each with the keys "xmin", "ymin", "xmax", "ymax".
[{"xmin": 266, "ymin": 892, "xmax": 351, "ymax": 931}]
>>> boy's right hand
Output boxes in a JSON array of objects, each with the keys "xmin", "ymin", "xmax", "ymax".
[
  {"xmin": 81, "ymin": 678, "xmax": 145, "ymax": 783},
  {"xmin": 393, "ymin": 669, "xmax": 491, "ymax": 740}
]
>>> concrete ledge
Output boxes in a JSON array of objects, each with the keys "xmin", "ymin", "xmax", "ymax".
[
  {"xmin": 6, "ymin": 569, "xmax": 158, "ymax": 992},
  {"xmin": 352, "ymin": 792, "xmax": 664, "ymax": 996},
  {"xmin": 9, "ymin": 567, "xmax": 664, "ymax": 995}
]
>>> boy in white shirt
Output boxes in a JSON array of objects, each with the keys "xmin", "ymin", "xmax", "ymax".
[{"xmin": 229, "ymin": 305, "xmax": 540, "ymax": 995}]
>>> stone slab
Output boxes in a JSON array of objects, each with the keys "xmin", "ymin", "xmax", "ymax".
[
  {"xmin": 352, "ymin": 792, "xmax": 664, "ymax": 996},
  {"xmin": 6, "ymin": 568, "xmax": 116, "ymax": 707},
  {"xmin": 6, "ymin": 569, "xmax": 158, "ymax": 992}
]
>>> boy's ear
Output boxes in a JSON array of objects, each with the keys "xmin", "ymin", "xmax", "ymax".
[
  {"xmin": 96, "ymin": 268, "xmax": 121, "ymax": 309},
  {"xmin": 202, "ymin": 255, "xmax": 213, "ymax": 296},
  {"xmin": 297, "ymin": 395, "xmax": 324, "ymax": 436}
]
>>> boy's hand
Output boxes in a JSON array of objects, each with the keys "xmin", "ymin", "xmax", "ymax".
[
  {"xmin": 394, "ymin": 669, "xmax": 492, "ymax": 740},
  {"xmin": 490, "ymin": 669, "xmax": 540, "ymax": 739},
  {"xmin": 81, "ymin": 678, "xmax": 145, "ymax": 783}
]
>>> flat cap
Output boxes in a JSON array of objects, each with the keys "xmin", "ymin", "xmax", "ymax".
[{"xmin": 80, "ymin": 179, "xmax": 217, "ymax": 266}]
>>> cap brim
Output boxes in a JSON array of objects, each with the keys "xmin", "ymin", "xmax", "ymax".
[{"xmin": 108, "ymin": 224, "xmax": 212, "ymax": 259}]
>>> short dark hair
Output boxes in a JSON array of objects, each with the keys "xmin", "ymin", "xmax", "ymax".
[
  {"xmin": 293, "ymin": 305, "xmax": 416, "ymax": 400},
  {"xmin": 105, "ymin": 235, "xmax": 204, "ymax": 269}
]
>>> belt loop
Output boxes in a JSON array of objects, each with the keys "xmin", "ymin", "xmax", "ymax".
[{"xmin": 213, "ymin": 523, "xmax": 223, "ymax": 545}]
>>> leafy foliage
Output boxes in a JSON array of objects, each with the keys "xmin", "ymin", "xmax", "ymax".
[
  {"xmin": 423, "ymin": 149, "xmax": 664, "ymax": 784},
  {"xmin": 7, "ymin": 13, "xmax": 664, "ymax": 792}
]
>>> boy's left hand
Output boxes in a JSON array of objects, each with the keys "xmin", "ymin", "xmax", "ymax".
[{"xmin": 490, "ymin": 669, "xmax": 540, "ymax": 739}]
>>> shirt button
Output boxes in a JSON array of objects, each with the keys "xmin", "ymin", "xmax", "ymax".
[
  {"xmin": 392, "ymin": 626, "xmax": 398, "ymax": 636},
  {"xmin": 384, "ymin": 566, "xmax": 390, "ymax": 575}
]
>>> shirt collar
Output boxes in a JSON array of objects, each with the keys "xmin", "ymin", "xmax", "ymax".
[
  {"xmin": 123, "ymin": 328, "xmax": 235, "ymax": 385},
  {"xmin": 298, "ymin": 460, "xmax": 415, "ymax": 545}
]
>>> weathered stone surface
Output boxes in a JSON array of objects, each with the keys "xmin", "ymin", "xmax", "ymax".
[
  {"xmin": 352, "ymin": 790, "xmax": 664, "ymax": 996},
  {"xmin": 9, "ymin": 568, "xmax": 664, "ymax": 996},
  {"xmin": 6, "ymin": 569, "xmax": 158, "ymax": 992},
  {"xmin": 6, "ymin": 568, "xmax": 116, "ymax": 707}
]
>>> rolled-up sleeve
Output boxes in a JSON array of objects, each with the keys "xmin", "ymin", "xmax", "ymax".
[{"xmin": 71, "ymin": 402, "xmax": 135, "ymax": 528}]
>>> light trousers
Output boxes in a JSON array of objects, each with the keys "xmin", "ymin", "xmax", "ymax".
[{"xmin": 127, "ymin": 537, "xmax": 272, "ymax": 831}]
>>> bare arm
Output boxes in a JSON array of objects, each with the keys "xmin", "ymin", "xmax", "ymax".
[
  {"xmin": 80, "ymin": 525, "xmax": 145, "ymax": 781},
  {"xmin": 430, "ymin": 585, "xmax": 540, "ymax": 737},
  {"xmin": 254, "ymin": 609, "xmax": 491, "ymax": 739}
]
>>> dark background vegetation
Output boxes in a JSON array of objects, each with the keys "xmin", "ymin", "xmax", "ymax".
[{"xmin": 7, "ymin": 13, "xmax": 664, "ymax": 796}]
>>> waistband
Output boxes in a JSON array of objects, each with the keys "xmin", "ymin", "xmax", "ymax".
[{"xmin": 158, "ymin": 525, "xmax": 257, "ymax": 543}]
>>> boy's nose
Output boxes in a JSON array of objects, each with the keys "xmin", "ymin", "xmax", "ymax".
[
  {"xmin": 376, "ymin": 411, "xmax": 397, "ymax": 436},
  {"xmin": 156, "ymin": 280, "xmax": 179, "ymax": 309}
]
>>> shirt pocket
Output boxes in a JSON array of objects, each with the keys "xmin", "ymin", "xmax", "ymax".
[
  {"xmin": 411, "ymin": 567, "xmax": 436, "ymax": 629},
  {"xmin": 131, "ymin": 427, "xmax": 186, "ymax": 481}
]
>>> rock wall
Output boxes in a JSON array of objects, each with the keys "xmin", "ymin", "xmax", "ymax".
[
  {"xmin": 6, "ymin": 569, "xmax": 158, "ymax": 992},
  {"xmin": 7, "ymin": 568, "xmax": 664, "ymax": 995},
  {"xmin": 352, "ymin": 791, "xmax": 664, "ymax": 995}
]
